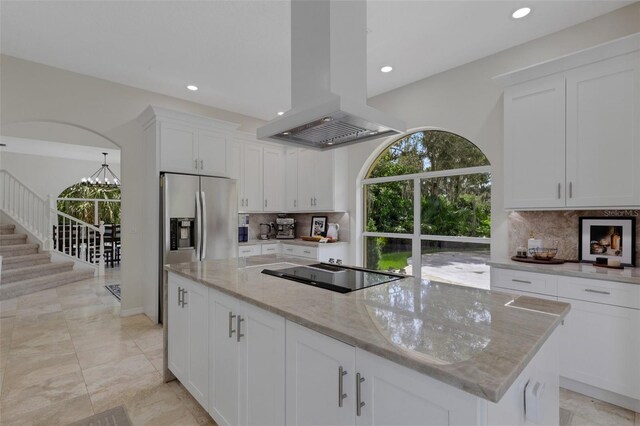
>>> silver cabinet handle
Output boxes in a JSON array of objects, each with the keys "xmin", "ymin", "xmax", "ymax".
[
  {"xmin": 178, "ymin": 287, "xmax": 183, "ymax": 307},
  {"xmin": 338, "ymin": 366, "xmax": 347, "ymax": 407},
  {"xmin": 310, "ymin": 197, "xmax": 313, "ymax": 206},
  {"xmin": 200, "ymin": 159, "xmax": 204, "ymax": 169},
  {"xmin": 181, "ymin": 289, "xmax": 188, "ymax": 306},
  {"xmin": 512, "ymin": 279, "xmax": 531, "ymax": 284},
  {"xmin": 294, "ymin": 199, "xmax": 297, "ymax": 208},
  {"xmin": 314, "ymin": 197, "xmax": 317, "ymax": 206},
  {"xmin": 228, "ymin": 311, "xmax": 236, "ymax": 338},
  {"xmin": 265, "ymin": 199, "xmax": 268, "ymax": 208},
  {"xmin": 237, "ymin": 315, "xmax": 245, "ymax": 342},
  {"xmin": 356, "ymin": 373, "xmax": 365, "ymax": 416},
  {"xmin": 557, "ymin": 183, "xmax": 561, "ymax": 199},
  {"xmin": 194, "ymin": 159, "xmax": 198, "ymax": 169},
  {"xmin": 303, "ymin": 250, "xmax": 311, "ymax": 254},
  {"xmin": 569, "ymin": 181, "xmax": 573, "ymax": 198},
  {"xmin": 246, "ymin": 198, "xmax": 249, "ymax": 207},
  {"xmin": 585, "ymin": 289, "xmax": 611, "ymax": 295}
]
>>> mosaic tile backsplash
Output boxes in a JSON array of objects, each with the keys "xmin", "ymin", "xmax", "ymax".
[{"xmin": 508, "ymin": 210, "xmax": 640, "ymax": 264}]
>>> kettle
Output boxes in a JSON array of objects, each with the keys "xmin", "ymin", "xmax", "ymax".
[{"xmin": 326, "ymin": 223, "xmax": 340, "ymax": 240}]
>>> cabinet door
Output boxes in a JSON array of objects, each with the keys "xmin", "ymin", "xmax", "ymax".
[
  {"xmin": 160, "ymin": 122, "xmax": 198, "ymax": 174},
  {"xmin": 313, "ymin": 150, "xmax": 335, "ymax": 211},
  {"xmin": 565, "ymin": 52, "xmax": 640, "ymax": 207},
  {"xmin": 167, "ymin": 276, "xmax": 188, "ymax": 381},
  {"xmin": 198, "ymin": 130, "xmax": 228, "ymax": 177},
  {"xmin": 504, "ymin": 74, "xmax": 566, "ymax": 209},
  {"xmin": 263, "ymin": 146, "xmax": 285, "ymax": 212},
  {"xmin": 238, "ymin": 303, "xmax": 286, "ymax": 426},
  {"xmin": 285, "ymin": 148, "xmax": 299, "ymax": 211},
  {"xmin": 297, "ymin": 149, "xmax": 316, "ymax": 210},
  {"xmin": 355, "ymin": 349, "xmax": 479, "ymax": 426},
  {"xmin": 559, "ymin": 297, "xmax": 640, "ymax": 399},
  {"xmin": 286, "ymin": 321, "xmax": 356, "ymax": 426},
  {"xmin": 209, "ymin": 289, "xmax": 241, "ymax": 426},
  {"xmin": 243, "ymin": 143, "xmax": 264, "ymax": 212},
  {"xmin": 232, "ymin": 142, "xmax": 244, "ymax": 209},
  {"xmin": 185, "ymin": 280, "xmax": 209, "ymax": 409}
]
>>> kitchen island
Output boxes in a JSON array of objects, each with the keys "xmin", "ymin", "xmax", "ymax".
[{"xmin": 164, "ymin": 256, "xmax": 570, "ymax": 425}]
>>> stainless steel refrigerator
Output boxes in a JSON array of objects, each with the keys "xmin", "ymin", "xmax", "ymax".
[{"xmin": 159, "ymin": 172, "xmax": 237, "ymax": 320}]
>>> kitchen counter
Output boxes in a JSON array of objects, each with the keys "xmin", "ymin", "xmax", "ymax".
[
  {"xmin": 165, "ymin": 255, "xmax": 569, "ymax": 403},
  {"xmin": 238, "ymin": 238, "xmax": 349, "ymax": 247},
  {"xmin": 488, "ymin": 258, "xmax": 640, "ymax": 286}
]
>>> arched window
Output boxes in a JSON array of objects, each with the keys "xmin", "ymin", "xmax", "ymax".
[
  {"xmin": 57, "ymin": 183, "xmax": 121, "ymax": 225},
  {"xmin": 363, "ymin": 130, "xmax": 491, "ymax": 289}
]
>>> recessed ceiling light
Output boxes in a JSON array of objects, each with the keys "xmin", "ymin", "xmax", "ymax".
[
  {"xmin": 380, "ymin": 66, "xmax": 393, "ymax": 73},
  {"xmin": 277, "ymin": 111, "xmax": 284, "ymax": 116},
  {"xmin": 186, "ymin": 85, "xmax": 198, "ymax": 91},
  {"xmin": 512, "ymin": 7, "xmax": 531, "ymax": 19}
]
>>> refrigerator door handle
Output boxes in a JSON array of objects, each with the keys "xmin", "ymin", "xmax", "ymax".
[
  {"xmin": 195, "ymin": 191, "xmax": 202, "ymax": 260},
  {"xmin": 200, "ymin": 191, "xmax": 207, "ymax": 260}
]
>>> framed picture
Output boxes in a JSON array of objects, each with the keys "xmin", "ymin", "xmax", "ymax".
[
  {"xmin": 579, "ymin": 217, "xmax": 636, "ymax": 266},
  {"xmin": 310, "ymin": 216, "xmax": 328, "ymax": 237}
]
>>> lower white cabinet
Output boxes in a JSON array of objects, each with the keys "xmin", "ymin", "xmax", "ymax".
[
  {"xmin": 559, "ymin": 297, "xmax": 640, "ymax": 400},
  {"xmin": 285, "ymin": 321, "xmax": 480, "ymax": 426},
  {"xmin": 238, "ymin": 244, "xmax": 261, "ymax": 258},
  {"xmin": 281, "ymin": 243, "xmax": 347, "ymax": 263},
  {"xmin": 167, "ymin": 273, "xmax": 209, "ymax": 409},
  {"xmin": 209, "ymin": 287, "xmax": 285, "ymax": 426}
]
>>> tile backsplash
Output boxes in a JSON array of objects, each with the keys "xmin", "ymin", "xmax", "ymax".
[
  {"xmin": 508, "ymin": 210, "xmax": 640, "ymax": 265},
  {"xmin": 244, "ymin": 212, "xmax": 350, "ymax": 242}
]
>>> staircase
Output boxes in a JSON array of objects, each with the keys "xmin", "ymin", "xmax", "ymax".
[{"xmin": 0, "ymin": 224, "xmax": 94, "ymax": 300}]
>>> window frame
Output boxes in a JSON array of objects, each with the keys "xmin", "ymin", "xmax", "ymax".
[{"xmin": 361, "ymin": 132, "xmax": 491, "ymax": 274}]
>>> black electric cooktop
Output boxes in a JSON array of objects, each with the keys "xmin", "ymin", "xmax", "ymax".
[{"xmin": 261, "ymin": 263, "xmax": 405, "ymax": 293}]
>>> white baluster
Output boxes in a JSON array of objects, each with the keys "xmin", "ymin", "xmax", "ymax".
[{"xmin": 98, "ymin": 221, "xmax": 105, "ymax": 276}]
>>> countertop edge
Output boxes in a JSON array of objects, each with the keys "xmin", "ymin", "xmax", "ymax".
[{"xmin": 165, "ymin": 263, "xmax": 569, "ymax": 403}]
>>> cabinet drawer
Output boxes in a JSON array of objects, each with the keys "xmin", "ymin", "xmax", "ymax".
[
  {"xmin": 281, "ymin": 244, "xmax": 318, "ymax": 259},
  {"xmin": 238, "ymin": 245, "xmax": 261, "ymax": 258},
  {"xmin": 557, "ymin": 276, "xmax": 640, "ymax": 310},
  {"xmin": 261, "ymin": 244, "xmax": 280, "ymax": 255},
  {"xmin": 490, "ymin": 267, "xmax": 557, "ymax": 296}
]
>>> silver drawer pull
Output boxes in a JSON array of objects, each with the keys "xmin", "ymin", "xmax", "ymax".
[
  {"xmin": 512, "ymin": 279, "xmax": 532, "ymax": 284},
  {"xmin": 303, "ymin": 250, "xmax": 311, "ymax": 254},
  {"xmin": 228, "ymin": 311, "xmax": 236, "ymax": 338},
  {"xmin": 356, "ymin": 373, "xmax": 365, "ymax": 416},
  {"xmin": 338, "ymin": 366, "xmax": 347, "ymax": 407},
  {"xmin": 585, "ymin": 289, "xmax": 611, "ymax": 295},
  {"xmin": 237, "ymin": 315, "xmax": 245, "ymax": 342}
]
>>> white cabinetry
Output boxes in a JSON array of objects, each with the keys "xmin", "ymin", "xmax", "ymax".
[
  {"xmin": 490, "ymin": 266, "xmax": 640, "ymax": 410},
  {"xmin": 167, "ymin": 273, "xmax": 209, "ymax": 409},
  {"xmin": 499, "ymin": 35, "xmax": 640, "ymax": 209},
  {"xmin": 209, "ymin": 287, "xmax": 285, "ymax": 426},
  {"xmin": 197, "ymin": 129, "xmax": 229, "ymax": 176},
  {"xmin": 234, "ymin": 141, "xmax": 264, "ymax": 212},
  {"xmin": 286, "ymin": 147, "xmax": 347, "ymax": 212},
  {"xmin": 281, "ymin": 243, "xmax": 347, "ymax": 263},
  {"xmin": 238, "ymin": 244, "xmax": 261, "ymax": 258},
  {"xmin": 263, "ymin": 146, "xmax": 285, "ymax": 212}
]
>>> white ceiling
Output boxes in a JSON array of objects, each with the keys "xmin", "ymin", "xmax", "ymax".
[{"xmin": 0, "ymin": 1, "xmax": 634, "ymax": 122}]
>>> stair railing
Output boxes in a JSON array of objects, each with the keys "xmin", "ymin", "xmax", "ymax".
[{"xmin": 0, "ymin": 169, "xmax": 104, "ymax": 275}]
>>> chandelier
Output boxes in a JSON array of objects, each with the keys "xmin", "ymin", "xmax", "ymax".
[{"xmin": 81, "ymin": 152, "xmax": 120, "ymax": 187}]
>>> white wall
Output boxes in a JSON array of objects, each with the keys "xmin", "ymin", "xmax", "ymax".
[
  {"xmin": 1, "ymin": 55, "xmax": 264, "ymax": 316},
  {"xmin": 346, "ymin": 3, "xmax": 640, "ymax": 263},
  {"xmin": 0, "ymin": 151, "xmax": 121, "ymax": 200}
]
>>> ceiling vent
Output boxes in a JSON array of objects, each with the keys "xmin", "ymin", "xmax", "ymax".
[{"xmin": 257, "ymin": 0, "xmax": 405, "ymax": 150}]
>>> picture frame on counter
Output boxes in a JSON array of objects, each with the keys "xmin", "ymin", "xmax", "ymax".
[
  {"xmin": 579, "ymin": 216, "xmax": 636, "ymax": 266},
  {"xmin": 310, "ymin": 216, "xmax": 328, "ymax": 237}
]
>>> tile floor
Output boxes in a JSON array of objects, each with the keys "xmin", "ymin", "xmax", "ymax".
[
  {"xmin": 0, "ymin": 268, "xmax": 638, "ymax": 425},
  {"xmin": 0, "ymin": 267, "xmax": 214, "ymax": 426}
]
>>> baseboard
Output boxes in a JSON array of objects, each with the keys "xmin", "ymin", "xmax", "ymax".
[
  {"xmin": 560, "ymin": 376, "xmax": 640, "ymax": 412},
  {"xmin": 120, "ymin": 307, "xmax": 145, "ymax": 317}
]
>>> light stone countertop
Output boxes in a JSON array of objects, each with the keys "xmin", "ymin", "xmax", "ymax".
[
  {"xmin": 488, "ymin": 258, "xmax": 640, "ymax": 286},
  {"xmin": 165, "ymin": 255, "xmax": 570, "ymax": 403},
  {"xmin": 238, "ymin": 238, "xmax": 350, "ymax": 247}
]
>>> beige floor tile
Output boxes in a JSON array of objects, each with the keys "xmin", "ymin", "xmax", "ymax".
[
  {"xmin": 3, "ymin": 351, "xmax": 80, "ymax": 390},
  {"xmin": 145, "ymin": 347, "xmax": 164, "ymax": 372},
  {"xmin": 70, "ymin": 329, "xmax": 132, "ymax": 353},
  {"xmin": 83, "ymin": 353, "xmax": 157, "ymax": 393},
  {"xmin": 63, "ymin": 303, "xmax": 118, "ymax": 321},
  {"xmin": 55, "ymin": 282, "xmax": 95, "ymax": 297},
  {"xmin": 67, "ymin": 314, "xmax": 122, "ymax": 337},
  {"xmin": 14, "ymin": 303, "xmax": 63, "ymax": 318},
  {"xmin": 167, "ymin": 381, "xmax": 215, "ymax": 425},
  {"xmin": 560, "ymin": 388, "xmax": 635, "ymax": 426},
  {"xmin": 129, "ymin": 327, "xmax": 163, "ymax": 352},
  {"xmin": 0, "ymin": 368, "xmax": 4, "ymax": 395},
  {"xmin": 99, "ymin": 295, "xmax": 121, "ymax": 306},
  {"xmin": 0, "ymin": 394, "xmax": 94, "ymax": 426},
  {"xmin": 58, "ymin": 294, "xmax": 102, "ymax": 310},
  {"xmin": 0, "ymin": 371, "xmax": 88, "ymax": 419},
  {"xmin": 15, "ymin": 289, "xmax": 58, "ymax": 309},
  {"xmin": 125, "ymin": 384, "xmax": 202, "ymax": 426},
  {"xmin": 76, "ymin": 339, "xmax": 142, "ymax": 370},
  {"xmin": 88, "ymin": 371, "xmax": 163, "ymax": 414},
  {"xmin": 635, "ymin": 411, "xmax": 640, "ymax": 426}
]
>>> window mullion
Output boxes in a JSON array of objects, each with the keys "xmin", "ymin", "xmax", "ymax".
[{"xmin": 412, "ymin": 177, "xmax": 421, "ymax": 277}]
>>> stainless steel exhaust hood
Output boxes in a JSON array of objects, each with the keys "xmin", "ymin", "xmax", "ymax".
[{"xmin": 257, "ymin": 0, "xmax": 405, "ymax": 150}]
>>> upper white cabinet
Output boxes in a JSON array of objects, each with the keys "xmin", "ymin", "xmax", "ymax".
[
  {"xmin": 233, "ymin": 140, "xmax": 264, "ymax": 212},
  {"xmin": 140, "ymin": 106, "xmax": 238, "ymax": 177},
  {"xmin": 498, "ymin": 34, "xmax": 640, "ymax": 209},
  {"xmin": 286, "ymin": 147, "xmax": 348, "ymax": 212},
  {"xmin": 263, "ymin": 146, "xmax": 285, "ymax": 212}
]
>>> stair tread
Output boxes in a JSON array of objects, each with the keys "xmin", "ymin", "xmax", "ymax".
[
  {"xmin": 0, "ymin": 234, "xmax": 27, "ymax": 239},
  {"xmin": 0, "ymin": 243, "xmax": 39, "ymax": 250},
  {"xmin": 1, "ymin": 269, "xmax": 94, "ymax": 288},
  {"xmin": 1, "ymin": 261, "xmax": 75, "ymax": 277},
  {"xmin": 0, "ymin": 224, "xmax": 15, "ymax": 230},
  {"xmin": 1, "ymin": 253, "xmax": 51, "ymax": 265},
  {"xmin": 0, "ymin": 269, "xmax": 95, "ymax": 300}
]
